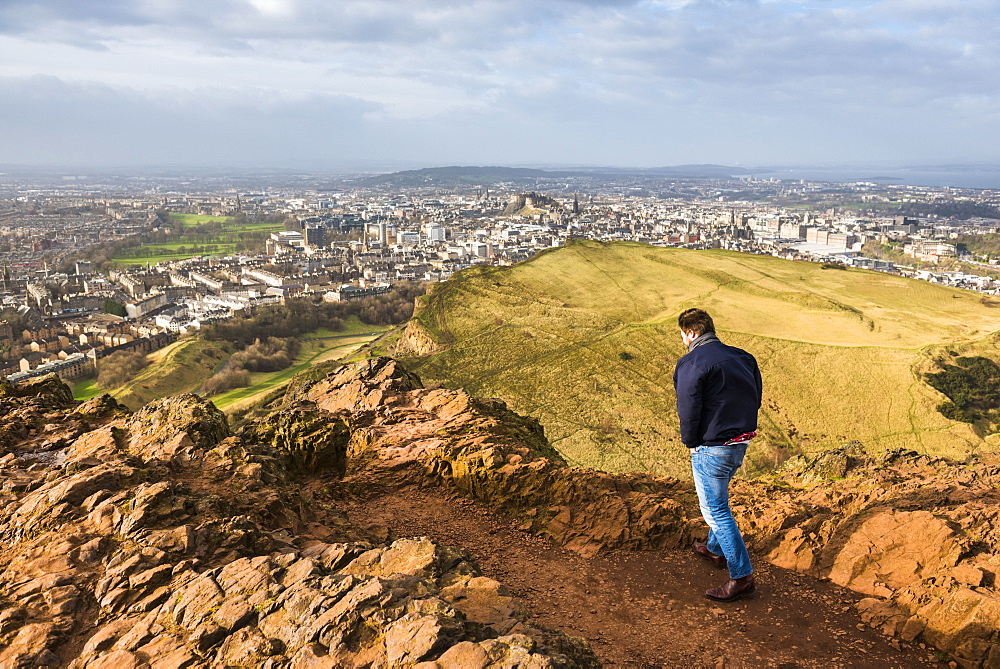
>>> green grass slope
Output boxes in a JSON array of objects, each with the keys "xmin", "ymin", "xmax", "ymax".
[
  {"xmin": 400, "ymin": 240, "xmax": 1000, "ymax": 478},
  {"xmin": 107, "ymin": 318, "xmax": 390, "ymax": 412},
  {"xmin": 210, "ymin": 328, "xmax": 390, "ymax": 413},
  {"xmin": 113, "ymin": 338, "xmax": 231, "ymax": 410}
]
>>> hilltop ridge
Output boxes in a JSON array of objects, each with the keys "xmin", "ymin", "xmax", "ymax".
[
  {"xmin": 352, "ymin": 164, "xmax": 755, "ymax": 188},
  {"xmin": 397, "ymin": 240, "xmax": 1000, "ymax": 477}
]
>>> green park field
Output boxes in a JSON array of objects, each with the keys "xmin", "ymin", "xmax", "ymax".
[
  {"xmin": 71, "ymin": 377, "xmax": 103, "ymax": 401},
  {"xmin": 400, "ymin": 240, "xmax": 1000, "ymax": 478},
  {"xmin": 110, "ymin": 213, "xmax": 284, "ymax": 266},
  {"xmin": 169, "ymin": 214, "xmax": 282, "ymax": 232},
  {"xmin": 170, "ymin": 214, "xmax": 234, "ymax": 228},
  {"xmin": 112, "ymin": 244, "xmax": 240, "ymax": 266}
]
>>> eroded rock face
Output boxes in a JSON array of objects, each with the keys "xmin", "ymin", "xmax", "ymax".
[
  {"xmin": 0, "ymin": 372, "xmax": 599, "ymax": 667},
  {"xmin": 241, "ymin": 401, "xmax": 351, "ymax": 476},
  {"xmin": 8, "ymin": 361, "xmax": 1000, "ymax": 666},
  {"xmin": 736, "ymin": 446, "xmax": 1000, "ymax": 668},
  {"xmin": 125, "ymin": 393, "xmax": 231, "ymax": 461},
  {"xmin": 1, "ymin": 372, "xmax": 88, "ymax": 455},
  {"xmin": 395, "ymin": 320, "xmax": 449, "ymax": 358},
  {"xmin": 264, "ymin": 356, "xmax": 694, "ymax": 557},
  {"xmin": 242, "ymin": 357, "xmax": 1000, "ymax": 665}
]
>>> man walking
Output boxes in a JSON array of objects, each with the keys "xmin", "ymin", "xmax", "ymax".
[{"xmin": 674, "ymin": 308, "xmax": 762, "ymax": 602}]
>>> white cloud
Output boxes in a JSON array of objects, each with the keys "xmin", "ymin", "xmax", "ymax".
[
  {"xmin": 0, "ymin": 0, "xmax": 997, "ymax": 166},
  {"xmin": 0, "ymin": 75, "xmax": 383, "ymax": 167},
  {"xmin": 246, "ymin": 0, "xmax": 297, "ymax": 19}
]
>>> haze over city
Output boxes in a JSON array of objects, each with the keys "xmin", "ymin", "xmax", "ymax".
[{"xmin": 1, "ymin": 0, "xmax": 997, "ymax": 170}]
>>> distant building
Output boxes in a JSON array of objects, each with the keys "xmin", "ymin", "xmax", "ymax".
[
  {"xmin": 118, "ymin": 274, "xmax": 146, "ymax": 299},
  {"xmin": 170, "ymin": 273, "xmax": 199, "ymax": 288},
  {"xmin": 26, "ymin": 283, "xmax": 50, "ymax": 308},
  {"xmin": 265, "ymin": 284, "xmax": 303, "ymax": 299},
  {"xmin": 11, "ymin": 353, "xmax": 95, "ymax": 382},
  {"xmin": 846, "ymin": 257, "xmax": 896, "ymax": 272},
  {"xmin": 189, "ymin": 271, "xmax": 224, "ymax": 291},
  {"xmin": 323, "ymin": 283, "xmax": 391, "ymax": 302},
  {"xmin": 266, "ymin": 230, "xmax": 305, "ymax": 255},
  {"xmin": 19, "ymin": 351, "xmax": 48, "ymax": 372},
  {"xmin": 242, "ymin": 268, "xmax": 287, "ymax": 287},
  {"xmin": 125, "ymin": 293, "xmax": 168, "ymax": 319},
  {"xmin": 397, "ymin": 230, "xmax": 420, "ymax": 245},
  {"xmin": 84, "ymin": 276, "xmax": 115, "ymax": 293},
  {"xmin": 30, "ymin": 335, "xmax": 69, "ymax": 353},
  {"xmin": 270, "ymin": 230, "xmax": 304, "ymax": 248},
  {"xmin": 906, "ymin": 240, "xmax": 957, "ymax": 263},
  {"xmin": 303, "ymin": 225, "xmax": 326, "ymax": 249},
  {"xmin": 423, "ymin": 223, "xmax": 446, "ymax": 242}
]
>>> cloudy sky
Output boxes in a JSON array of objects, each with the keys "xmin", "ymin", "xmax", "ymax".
[{"xmin": 0, "ymin": 0, "xmax": 996, "ymax": 170}]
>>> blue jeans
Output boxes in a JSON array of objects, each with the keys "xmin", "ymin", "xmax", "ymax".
[{"xmin": 691, "ymin": 443, "xmax": 753, "ymax": 580}]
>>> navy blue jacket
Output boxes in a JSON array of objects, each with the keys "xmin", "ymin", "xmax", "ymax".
[{"xmin": 673, "ymin": 333, "xmax": 762, "ymax": 448}]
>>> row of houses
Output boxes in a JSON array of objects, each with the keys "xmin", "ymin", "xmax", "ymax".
[{"xmin": 4, "ymin": 332, "xmax": 176, "ymax": 383}]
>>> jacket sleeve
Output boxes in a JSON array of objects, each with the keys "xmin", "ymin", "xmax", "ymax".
[
  {"xmin": 753, "ymin": 358, "xmax": 763, "ymax": 408},
  {"xmin": 674, "ymin": 360, "xmax": 703, "ymax": 448}
]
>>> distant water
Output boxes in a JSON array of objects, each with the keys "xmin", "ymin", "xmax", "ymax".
[{"xmin": 749, "ymin": 167, "xmax": 1000, "ymax": 190}]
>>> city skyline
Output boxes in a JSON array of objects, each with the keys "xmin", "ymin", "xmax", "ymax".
[{"xmin": 1, "ymin": 0, "xmax": 997, "ymax": 169}]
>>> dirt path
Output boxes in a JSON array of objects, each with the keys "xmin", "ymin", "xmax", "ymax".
[{"xmin": 336, "ymin": 481, "xmax": 945, "ymax": 668}]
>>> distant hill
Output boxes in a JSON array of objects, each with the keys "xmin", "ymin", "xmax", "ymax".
[
  {"xmin": 396, "ymin": 240, "xmax": 1000, "ymax": 478},
  {"xmin": 355, "ymin": 164, "xmax": 752, "ymax": 188},
  {"xmin": 356, "ymin": 166, "xmax": 563, "ymax": 187}
]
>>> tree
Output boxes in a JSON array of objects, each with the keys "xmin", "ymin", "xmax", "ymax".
[
  {"xmin": 97, "ymin": 350, "xmax": 149, "ymax": 389},
  {"xmin": 0, "ymin": 308, "xmax": 30, "ymax": 334},
  {"xmin": 103, "ymin": 299, "xmax": 127, "ymax": 317}
]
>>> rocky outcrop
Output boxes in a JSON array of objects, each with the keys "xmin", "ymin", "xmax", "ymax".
[
  {"xmin": 395, "ymin": 320, "xmax": 449, "ymax": 358},
  {"xmin": 9, "ymin": 361, "xmax": 1000, "ymax": 666},
  {"xmin": 735, "ymin": 444, "xmax": 1000, "ymax": 668},
  {"xmin": 0, "ymin": 373, "xmax": 96, "ymax": 455},
  {"xmin": 262, "ymin": 357, "xmax": 694, "ymax": 557},
  {"xmin": 241, "ymin": 402, "xmax": 351, "ymax": 476},
  {"xmin": 0, "ymin": 372, "xmax": 598, "ymax": 667},
  {"xmin": 276, "ymin": 361, "xmax": 1000, "ymax": 667}
]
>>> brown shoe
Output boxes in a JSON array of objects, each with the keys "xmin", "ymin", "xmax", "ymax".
[
  {"xmin": 693, "ymin": 541, "xmax": 726, "ymax": 569},
  {"xmin": 705, "ymin": 574, "xmax": 756, "ymax": 602}
]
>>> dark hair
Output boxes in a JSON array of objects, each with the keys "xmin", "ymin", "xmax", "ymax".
[{"xmin": 678, "ymin": 308, "xmax": 715, "ymax": 335}]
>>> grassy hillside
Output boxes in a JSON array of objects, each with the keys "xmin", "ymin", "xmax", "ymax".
[
  {"xmin": 71, "ymin": 377, "xmax": 103, "ymax": 401},
  {"xmin": 104, "ymin": 319, "xmax": 389, "ymax": 412},
  {"xmin": 210, "ymin": 327, "xmax": 390, "ymax": 414},
  {"xmin": 112, "ymin": 337, "xmax": 232, "ymax": 410},
  {"xmin": 399, "ymin": 240, "xmax": 1000, "ymax": 478}
]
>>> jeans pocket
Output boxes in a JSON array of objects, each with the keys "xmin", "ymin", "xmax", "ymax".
[{"xmin": 695, "ymin": 444, "xmax": 746, "ymax": 472}]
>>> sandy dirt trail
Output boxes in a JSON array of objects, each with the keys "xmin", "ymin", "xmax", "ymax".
[{"xmin": 334, "ymin": 480, "xmax": 945, "ymax": 668}]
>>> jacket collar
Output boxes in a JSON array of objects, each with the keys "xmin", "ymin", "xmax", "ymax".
[{"xmin": 688, "ymin": 331, "xmax": 720, "ymax": 352}]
